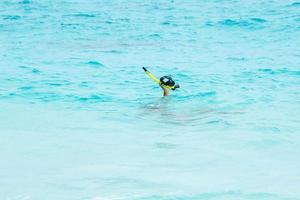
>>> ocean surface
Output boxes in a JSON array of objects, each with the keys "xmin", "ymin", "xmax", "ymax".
[{"xmin": 1, "ymin": 0, "xmax": 300, "ymax": 199}]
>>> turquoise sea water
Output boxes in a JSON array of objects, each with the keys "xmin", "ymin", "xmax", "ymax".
[{"xmin": 1, "ymin": 0, "xmax": 300, "ymax": 199}]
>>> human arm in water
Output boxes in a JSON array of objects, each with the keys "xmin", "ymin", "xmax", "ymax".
[{"xmin": 143, "ymin": 67, "xmax": 169, "ymax": 96}]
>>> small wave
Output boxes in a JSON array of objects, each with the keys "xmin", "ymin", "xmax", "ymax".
[
  {"xmin": 179, "ymin": 91, "xmax": 216, "ymax": 99},
  {"xmin": 3, "ymin": 15, "xmax": 21, "ymax": 20},
  {"xmin": 46, "ymin": 82, "xmax": 70, "ymax": 87},
  {"xmin": 105, "ymin": 20, "xmax": 113, "ymax": 24},
  {"xmin": 220, "ymin": 19, "xmax": 251, "ymax": 26},
  {"xmin": 100, "ymin": 50, "xmax": 122, "ymax": 54},
  {"xmin": 0, "ymin": 89, "xmax": 113, "ymax": 103},
  {"xmin": 258, "ymin": 68, "xmax": 300, "ymax": 76},
  {"xmin": 18, "ymin": 66, "xmax": 41, "ymax": 74},
  {"xmin": 161, "ymin": 21, "xmax": 171, "ymax": 25},
  {"xmin": 18, "ymin": 65, "xmax": 30, "ymax": 69},
  {"xmin": 79, "ymin": 81, "xmax": 90, "ymax": 87},
  {"xmin": 161, "ymin": 21, "xmax": 178, "ymax": 27},
  {"xmin": 218, "ymin": 18, "xmax": 267, "ymax": 29},
  {"xmin": 86, "ymin": 61, "xmax": 104, "ymax": 67},
  {"xmin": 206, "ymin": 119, "xmax": 222, "ymax": 124},
  {"xmin": 74, "ymin": 94, "xmax": 112, "ymax": 103},
  {"xmin": 18, "ymin": 86, "xmax": 34, "ymax": 91},
  {"xmin": 60, "ymin": 23, "xmax": 82, "ymax": 30},
  {"xmin": 19, "ymin": 0, "xmax": 30, "ymax": 4},
  {"xmin": 5, "ymin": 92, "xmax": 62, "ymax": 102},
  {"xmin": 61, "ymin": 23, "xmax": 80, "ymax": 27},
  {"xmin": 120, "ymin": 18, "xmax": 130, "ymax": 22},
  {"xmin": 31, "ymin": 68, "xmax": 41, "ymax": 74},
  {"xmin": 149, "ymin": 33, "xmax": 161, "ymax": 38},
  {"xmin": 135, "ymin": 191, "xmax": 289, "ymax": 200},
  {"xmin": 64, "ymin": 13, "xmax": 96, "ymax": 18},
  {"xmin": 174, "ymin": 91, "xmax": 216, "ymax": 102},
  {"xmin": 154, "ymin": 142, "xmax": 177, "ymax": 149},
  {"xmin": 205, "ymin": 21, "xmax": 214, "ymax": 27},
  {"xmin": 227, "ymin": 57, "xmax": 247, "ymax": 61},
  {"xmin": 39, "ymin": 79, "xmax": 72, "ymax": 87},
  {"xmin": 250, "ymin": 18, "xmax": 267, "ymax": 23},
  {"xmin": 240, "ymin": 68, "xmax": 300, "ymax": 77},
  {"xmin": 288, "ymin": 2, "xmax": 300, "ymax": 7},
  {"xmin": 195, "ymin": 91, "xmax": 217, "ymax": 97},
  {"xmin": 76, "ymin": 94, "xmax": 112, "ymax": 103},
  {"xmin": 184, "ymin": 16, "xmax": 195, "ymax": 20}
]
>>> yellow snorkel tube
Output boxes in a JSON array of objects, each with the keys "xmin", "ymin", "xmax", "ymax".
[{"xmin": 143, "ymin": 67, "xmax": 180, "ymax": 90}]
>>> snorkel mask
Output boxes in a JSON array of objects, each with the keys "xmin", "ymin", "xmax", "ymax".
[{"xmin": 143, "ymin": 67, "xmax": 180, "ymax": 91}]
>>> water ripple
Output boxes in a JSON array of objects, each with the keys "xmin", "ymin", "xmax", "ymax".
[{"xmin": 218, "ymin": 18, "xmax": 267, "ymax": 29}]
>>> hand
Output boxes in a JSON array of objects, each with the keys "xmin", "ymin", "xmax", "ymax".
[{"xmin": 172, "ymin": 84, "xmax": 180, "ymax": 90}]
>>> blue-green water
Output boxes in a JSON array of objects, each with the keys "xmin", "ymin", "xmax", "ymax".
[{"xmin": 1, "ymin": 0, "xmax": 300, "ymax": 199}]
